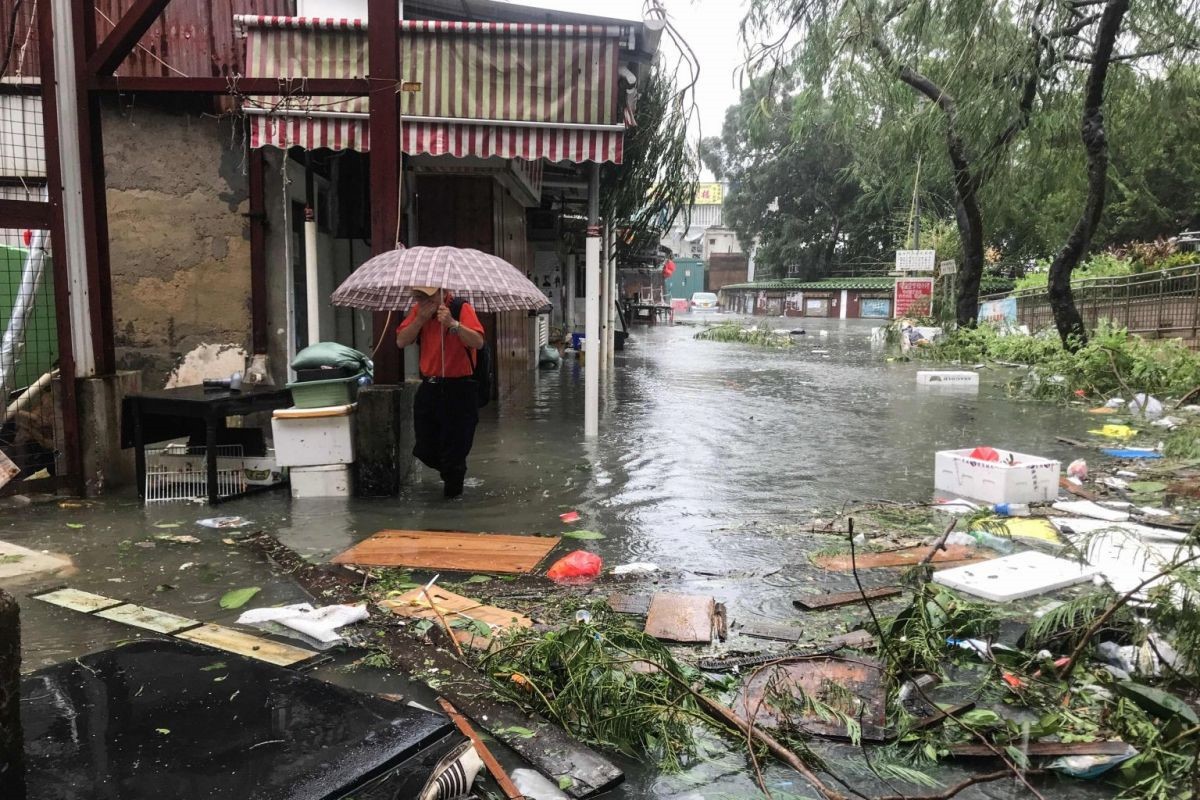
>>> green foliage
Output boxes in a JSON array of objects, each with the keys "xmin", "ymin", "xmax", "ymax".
[
  {"xmin": 694, "ymin": 322, "xmax": 794, "ymax": 348},
  {"xmin": 876, "ymin": 584, "xmax": 999, "ymax": 674},
  {"xmin": 1164, "ymin": 426, "xmax": 1200, "ymax": 461},
  {"xmin": 923, "ymin": 322, "xmax": 1200, "ymax": 400},
  {"xmin": 1025, "ymin": 591, "xmax": 1125, "ymax": 651},
  {"xmin": 1013, "ymin": 252, "xmax": 1137, "ymax": 292},
  {"xmin": 482, "ymin": 606, "xmax": 710, "ymax": 771}
]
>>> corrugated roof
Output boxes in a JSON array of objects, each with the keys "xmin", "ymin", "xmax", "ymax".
[{"xmin": 720, "ymin": 277, "xmax": 897, "ymax": 291}]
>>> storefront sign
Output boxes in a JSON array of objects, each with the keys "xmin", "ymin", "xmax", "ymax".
[{"xmin": 894, "ymin": 278, "xmax": 934, "ymax": 318}]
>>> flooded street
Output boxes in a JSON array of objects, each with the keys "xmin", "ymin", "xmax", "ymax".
[{"xmin": 6, "ymin": 318, "xmax": 1102, "ymax": 798}]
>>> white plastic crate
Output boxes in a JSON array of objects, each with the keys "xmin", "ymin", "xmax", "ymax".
[
  {"xmin": 290, "ymin": 464, "xmax": 352, "ymax": 498},
  {"xmin": 144, "ymin": 444, "xmax": 245, "ymax": 503},
  {"xmin": 271, "ymin": 404, "xmax": 356, "ymax": 467},
  {"xmin": 243, "ymin": 453, "xmax": 284, "ymax": 486},
  {"xmin": 916, "ymin": 370, "xmax": 979, "ymax": 387},
  {"xmin": 934, "ymin": 448, "xmax": 1061, "ymax": 505}
]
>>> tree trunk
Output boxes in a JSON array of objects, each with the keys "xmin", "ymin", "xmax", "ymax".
[
  {"xmin": 0, "ymin": 589, "xmax": 24, "ymax": 800},
  {"xmin": 1046, "ymin": 0, "xmax": 1129, "ymax": 350}
]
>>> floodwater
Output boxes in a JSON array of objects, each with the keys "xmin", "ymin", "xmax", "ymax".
[{"xmin": 5, "ymin": 317, "xmax": 1103, "ymax": 799}]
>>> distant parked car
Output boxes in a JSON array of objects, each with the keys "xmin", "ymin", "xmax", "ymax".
[{"xmin": 690, "ymin": 292, "xmax": 719, "ymax": 312}]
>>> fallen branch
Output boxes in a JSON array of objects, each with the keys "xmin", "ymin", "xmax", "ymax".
[
  {"xmin": 919, "ymin": 519, "xmax": 958, "ymax": 566},
  {"xmin": 874, "ymin": 769, "xmax": 1041, "ymax": 800}
]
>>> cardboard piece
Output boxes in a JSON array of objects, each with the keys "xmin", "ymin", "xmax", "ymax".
[
  {"xmin": 331, "ymin": 530, "xmax": 560, "ymax": 574},
  {"xmin": 0, "ymin": 449, "xmax": 18, "ymax": 489},
  {"xmin": 1053, "ymin": 500, "xmax": 1130, "ymax": 522},
  {"xmin": 644, "ymin": 593, "xmax": 719, "ymax": 644},
  {"xmin": 176, "ymin": 624, "xmax": 317, "ymax": 667},
  {"xmin": 381, "ymin": 584, "xmax": 532, "ymax": 651},
  {"xmin": 812, "ymin": 545, "xmax": 982, "ymax": 571},
  {"xmin": 794, "ymin": 586, "xmax": 902, "ymax": 611},
  {"xmin": 95, "ymin": 603, "xmax": 200, "ymax": 634},
  {"xmin": 933, "ymin": 551, "xmax": 1097, "ymax": 602}
]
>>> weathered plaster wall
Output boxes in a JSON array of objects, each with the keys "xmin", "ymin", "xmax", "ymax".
[{"xmin": 102, "ymin": 98, "xmax": 251, "ymax": 388}]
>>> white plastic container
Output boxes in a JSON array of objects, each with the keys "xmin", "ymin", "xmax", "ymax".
[
  {"xmin": 242, "ymin": 453, "xmax": 283, "ymax": 486},
  {"xmin": 934, "ymin": 448, "xmax": 1061, "ymax": 505},
  {"xmin": 289, "ymin": 464, "xmax": 353, "ymax": 498},
  {"xmin": 917, "ymin": 370, "xmax": 979, "ymax": 387},
  {"xmin": 271, "ymin": 404, "xmax": 356, "ymax": 467}
]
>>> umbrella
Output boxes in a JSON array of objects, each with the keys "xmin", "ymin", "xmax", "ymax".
[{"xmin": 330, "ymin": 245, "xmax": 547, "ymax": 313}]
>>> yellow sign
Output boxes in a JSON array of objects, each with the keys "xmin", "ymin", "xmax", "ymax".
[{"xmin": 694, "ymin": 183, "xmax": 724, "ymax": 205}]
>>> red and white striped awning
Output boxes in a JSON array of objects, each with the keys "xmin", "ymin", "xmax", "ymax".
[{"xmin": 237, "ymin": 15, "xmax": 629, "ymax": 164}]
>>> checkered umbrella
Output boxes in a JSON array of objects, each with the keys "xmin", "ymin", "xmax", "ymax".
[{"xmin": 330, "ymin": 245, "xmax": 548, "ymax": 312}]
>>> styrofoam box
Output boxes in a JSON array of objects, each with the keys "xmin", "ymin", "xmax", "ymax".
[
  {"xmin": 917, "ymin": 370, "xmax": 979, "ymax": 387},
  {"xmin": 290, "ymin": 465, "xmax": 353, "ymax": 498},
  {"xmin": 242, "ymin": 453, "xmax": 283, "ymax": 486},
  {"xmin": 271, "ymin": 405, "xmax": 355, "ymax": 467},
  {"xmin": 933, "ymin": 551, "xmax": 1097, "ymax": 602},
  {"xmin": 934, "ymin": 448, "xmax": 1060, "ymax": 505}
]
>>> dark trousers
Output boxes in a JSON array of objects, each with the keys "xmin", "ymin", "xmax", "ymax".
[{"xmin": 413, "ymin": 380, "xmax": 479, "ymax": 494}]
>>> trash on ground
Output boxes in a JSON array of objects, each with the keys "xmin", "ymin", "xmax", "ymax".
[
  {"xmin": 562, "ymin": 529, "xmax": 605, "ymax": 540},
  {"xmin": 33, "ymin": 587, "xmax": 123, "ymax": 613},
  {"xmin": 1067, "ymin": 458, "xmax": 1089, "ymax": 479},
  {"xmin": 154, "ymin": 533, "xmax": 201, "ymax": 544},
  {"xmin": 933, "ymin": 497, "xmax": 980, "ymax": 514},
  {"xmin": 735, "ymin": 619, "xmax": 802, "ymax": 642},
  {"xmin": 932, "ymin": 551, "xmax": 1097, "ymax": 601},
  {"xmin": 793, "ymin": 586, "xmax": 902, "ymax": 610},
  {"xmin": 0, "ymin": 448, "xmax": 18, "ymax": 489},
  {"xmin": 511, "ymin": 768, "xmax": 572, "ymax": 800},
  {"xmin": 546, "ymin": 550, "xmax": 603, "ymax": 584},
  {"xmin": 986, "ymin": 517, "xmax": 1062, "ymax": 544},
  {"xmin": 1101, "ymin": 448, "xmax": 1162, "ymax": 459},
  {"xmin": 331, "ymin": 529, "xmax": 560, "ymax": 573},
  {"xmin": 611, "ymin": 561, "xmax": 657, "ymax": 575},
  {"xmin": 95, "ymin": 602, "xmax": 200, "ymax": 634},
  {"xmin": 730, "ymin": 656, "xmax": 890, "ymax": 742},
  {"xmin": 1090, "ymin": 424, "xmax": 1138, "ymax": 440},
  {"xmin": 559, "ymin": 511, "xmax": 581, "ymax": 524},
  {"xmin": 0, "ymin": 539, "xmax": 74, "ymax": 582},
  {"xmin": 606, "ymin": 593, "xmax": 652, "ymax": 615},
  {"xmin": 1127, "ymin": 393, "xmax": 1164, "ymax": 419},
  {"xmin": 812, "ymin": 544, "xmax": 982, "ymax": 571},
  {"xmin": 382, "ymin": 584, "xmax": 531, "ymax": 651},
  {"xmin": 237, "ymin": 602, "xmax": 368, "ymax": 644},
  {"xmin": 1047, "ymin": 746, "xmax": 1139, "ymax": 779},
  {"xmin": 949, "ymin": 741, "xmax": 1134, "ymax": 758},
  {"xmin": 935, "ymin": 447, "xmax": 1061, "ymax": 505},
  {"xmin": 644, "ymin": 593, "xmax": 723, "ymax": 643},
  {"xmin": 1052, "ymin": 499, "xmax": 1131, "ymax": 522},
  {"xmin": 218, "ymin": 586, "xmax": 261, "ymax": 609},
  {"xmin": 196, "ymin": 516, "xmax": 251, "ymax": 529},
  {"xmin": 1052, "ymin": 518, "xmax": 1191, "ymax": 596}
]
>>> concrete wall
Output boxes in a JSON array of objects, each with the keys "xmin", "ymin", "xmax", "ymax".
[{"xmin": 103, "ymin": 98, "xmax": 251, "ymax": 389}]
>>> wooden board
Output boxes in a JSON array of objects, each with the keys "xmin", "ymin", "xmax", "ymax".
[
  {"xmin": 607, "ymin": 593, "xmax": 652, "ymax": 615},
  {"xmin": 812, "ymin": 545, "xmax": 983, "ymax": 571},
  {"xmin": 33, "ymin": 588, "xmax": 123, "ymax": 614},
  {"xmin": 0, "ymin": 449, "xmax": 18, "ymax": 489},
  {"xmin": 95, "ymin": 603, "xmax": 200, "ymax": 634},
  {"xmin": 382, "ymin": 584, "xmax": 531, "ymax": 651},
  {"xmin": 736, "ymin": 620, "xmax": 803, "ymax": 642},
  {"xmin": 177, "ymin": 623, "xmax": 316, "ymax": 667},
  {"xmin": 794, "ymin": 586, "xmax": 903, "ymax": 610},
  {"xmin": 644, "ymin": 593, "xmax": 717, "ymax": 644},
  {"xmin": 332, "ymin": 530, "xmax": 560, "ymax": 574},
  {"xmin": 949, "ymin": 741, "xmax": 1131, "ymax": 758},
  {"xmin": 0, "ymin": 541, "xmax": 74, "ymax": 582}
]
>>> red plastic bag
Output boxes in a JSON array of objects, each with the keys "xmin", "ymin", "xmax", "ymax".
[
  {"xmin": 546, "ymin": 550, "xmax": 603, "ymax": 584},
  {"xmin": 968, "ymin": 446, "xmax": 1000, "ymax": 462}
]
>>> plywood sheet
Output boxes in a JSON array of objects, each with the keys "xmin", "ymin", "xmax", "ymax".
[
  {"xmin": 932, "ymin": 551, "xmax": 1097, "ymax": 602},
  {"xmin": 794, "ymin": 586, "xmax": 902, "ymax": 611},
  {"xmin": 34, "ymin": 587, "xmax": 123, "ymax": 613},
  {"xmin": 0, "ymin": 540, "xmax": 74, "ymax": 583},
  {"xmin": 606, "ymin": 593, "xmax": 652, "ymax": 615},
  {"xmin": 812, "ymin": 545, "xmax": 982, "ymax": 571},
  {"xmin": 332, "ymin": 530, "xmax": 560, "ymax": 574},
  {"xmin": 644, "ymin": 593, "xmax": 717, "ymax": 644},
  {"xmin": 382, "ymin": 584, "xmax": 532, "ymax": 651},
  {"xmin": 177, "ymin": 624, "xmax": 316, "ymax": 666},
  {"xmin": 96, "ymin": 603, "xmax": 200, "ymax": 634}
]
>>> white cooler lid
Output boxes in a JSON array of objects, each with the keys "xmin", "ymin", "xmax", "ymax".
[{"xmin": 273, "ymin": 403, "xmax": 356, "ymax": 420}]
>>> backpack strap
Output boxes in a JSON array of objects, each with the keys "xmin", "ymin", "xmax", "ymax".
[{"xmin": 447, "ymin": 296, "xmax": 477, "ymax": 369}]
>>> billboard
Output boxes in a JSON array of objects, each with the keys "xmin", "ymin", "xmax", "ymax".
[
  {"xmin": 894, "ymin": 277, "xmax": 934, "ymax": 318},
  {"xmin": 693, "ymin": 183, "xmax": 724, "ymax": 205},
  {"xmin": 978, "ymin": 296, "xmax": 1018, "ymax": 324}
]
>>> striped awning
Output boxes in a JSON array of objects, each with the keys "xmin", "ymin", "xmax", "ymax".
[{"xmin": 237, "ymin": 16, "xmax": 629, "ymax": 163}]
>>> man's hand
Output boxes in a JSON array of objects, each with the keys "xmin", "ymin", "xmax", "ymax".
[
  {"xmin": 436, "ymin": 304, "xmax": 457, "ymax": 329},
  {"xmin": 416, "ymin": 300, "xmax": 438, "ymax": 322}
]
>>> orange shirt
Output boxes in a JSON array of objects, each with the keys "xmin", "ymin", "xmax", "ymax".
[{"xmin": 397, "ymin": 300, "xmax": 485, "ymax": 378}]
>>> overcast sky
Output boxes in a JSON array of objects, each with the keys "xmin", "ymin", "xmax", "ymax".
[{"xmin": 514, "ymin": 0, "xmax": 749, "ymax": 156}]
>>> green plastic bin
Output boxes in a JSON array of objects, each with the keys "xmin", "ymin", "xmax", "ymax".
[{"xmin": 286, "ymin": 372, "xmax": 362, "ymax": 409}]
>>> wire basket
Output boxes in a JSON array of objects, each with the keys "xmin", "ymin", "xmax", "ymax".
[{"xmin": 144, "ymin": 443, "xmax": 246, "ymax": 503}]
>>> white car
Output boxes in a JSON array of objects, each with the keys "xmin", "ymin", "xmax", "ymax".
[{"xmin": 690, "ymin": 292, "xmax": 719, "ymax": 312}]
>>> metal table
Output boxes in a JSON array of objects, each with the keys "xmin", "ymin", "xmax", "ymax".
[{"xmin": 121, "ymin": 385, "xmax": 293, "ymax": 504}]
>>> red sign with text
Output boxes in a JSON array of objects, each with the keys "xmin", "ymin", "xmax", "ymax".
[{"xmin": 894, "ymin": 278, "xmax": 934, "ymax": 318}]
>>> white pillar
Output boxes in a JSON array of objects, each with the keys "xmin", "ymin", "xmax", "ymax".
[
  {"xmin": 565, "ymin": 253, "xmax": 576, "ymax": 330},
  {"xmin": 839, "ymin": 289, "xmax": 848, "ymax": 320},
  {"xmin": 584, "ymin": 165, "xmax": 600, "ymax": 438},
  {"xmin": 51, "ymin": 0, "xmax": 95, "ymax": 376},
  {"xmin": 606, "ymin": 223, "xmax": 617, "ymax": 367},
  {"xmin": 305, "ymin": 210, "xmax": 321, "ymax": 344},
  {"xmin": 598, "ymin": 223, "xmax": 610, "ymax": 374}
]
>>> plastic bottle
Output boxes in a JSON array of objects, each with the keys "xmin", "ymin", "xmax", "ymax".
[
  {"xmin": 967, "ymin": 530, "xmax": 1015, "ymax": 553},
  {"xmin": 992, "ymin": 502, "xmax": 1030, "ymax": 517}
]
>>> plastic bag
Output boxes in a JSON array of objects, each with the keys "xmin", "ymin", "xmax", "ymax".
[
  {"xmin": 546, "ymin": 550, "xmax": 603, "ymax": 584},
  {"xmin": 1127, "ymin": 393, "xmax": 1164, "ymax": 419},
  {"xmin": 1067, "ymin": 459, "xmax": 1088, "ymax": 479},
  {"xmin": 291, "ymin": 342, "xmax": 373, "ymax": 375}
]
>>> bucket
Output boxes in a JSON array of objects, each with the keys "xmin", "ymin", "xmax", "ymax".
[{"xmin": 570, "ymin": 332, "xmax": 585, "ymax": 350}]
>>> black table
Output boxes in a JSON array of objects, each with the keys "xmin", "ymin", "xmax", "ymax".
[{"xmin": 121, "ymin": 385, "xmax": 293, "ymax": 504}]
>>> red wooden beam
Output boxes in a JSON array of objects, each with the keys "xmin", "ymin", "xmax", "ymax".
[
  {"xmin": 90, "ymin": 76, "xmax": 374, "ymax": 95},
  {"xmin": 368, "ymin": 0, "xmax": 402, "ymax": 384},
  {"xmin": 0, "ymin": 200, "xmax": 51, "ymax": 228},
  {"xmin": 85, "ymin": 0, "xmax": 173, "ymax": 77}
]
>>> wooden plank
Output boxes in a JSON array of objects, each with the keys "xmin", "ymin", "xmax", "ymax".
[
  {"xmin": 606, "ymin": 593, "xmax": 651, "ymax": 615},
  {"xmin": 437, "ymin": 698, "xmax": 523, "ymax": 800},
  {"xmin": 949, "ymin": 741, "xmax": 1131, "ymax": 758},
  {"xmin": 243, "ymin": 533, "xmax": 624, "ymax": 798},
  {"xmin": 812, "ymin": 545, "xmax": 983, "ymax": 571},
  {"xmin": 331, "ymin": 530, "xmax": 560, "ymax": 574},
  {"xmin": 794, "ymin": 586, "xmax": 903, "ymax": 611},
  {"xmin": 736, "ymin": 620, "xmax": 803, "ymax": 643},
  {"xmin": 33, "ymin": 588, "xmax": 123, "ymax": 614},
  {"xmin": 95, "ymin": 603, "xmax": 200, "ymax": 634},
  {"xmin": 176, "ymin": 624, "xmax": 316, "ymax": 667},
  {"xmin": 644, "ymin": 593, "xmax": 717, "ymax": 643},
  {"xmin": 381, "ymin": 584, "xmax": 531, "ymax": 651},
  {"xmin": 1061, "ymin": 476, "xmax": 1098, "ymax": 501},
  {"xmin": 86, "ymin": 0, "xmax": 174, "ymax": 76}
]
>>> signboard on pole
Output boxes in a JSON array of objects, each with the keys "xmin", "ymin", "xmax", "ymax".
[
  {"xmin": 978, "ymin": 296, "xmax": 1018, "ymax": 324},
  {"xmin": 894, "ymin": 277, "xmax": 935, "ymax": 318},
  {"xmin": 939, "ymin": 260, "xmax": 957, "ymax": 276},
  {"xmin": 895, "ymin": 250, "xmax": 936, "ymax": 272}
]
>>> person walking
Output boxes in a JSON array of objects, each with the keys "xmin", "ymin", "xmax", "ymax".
[{"xmin": 395, "ymin": 286, "xmax": 486, "ymax": 498}]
